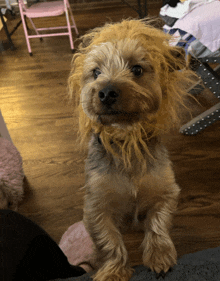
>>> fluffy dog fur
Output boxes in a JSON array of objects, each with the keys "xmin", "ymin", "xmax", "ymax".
[{"xmin": 68, "ymin": 19, "xmax": 195, "ymax": 281}]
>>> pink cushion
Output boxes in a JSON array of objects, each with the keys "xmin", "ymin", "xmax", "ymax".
[
  {"xmin": 25, "ymin": 1, "xmax": 65, "ymax": 18},
  {"xmin": 59, "ymin": 221, "xmax": 94, "ymax": 272}
]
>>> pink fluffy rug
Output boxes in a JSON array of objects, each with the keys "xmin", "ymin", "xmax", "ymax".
[{"xmin": 0, "ymin": 138, "xmax": 24, "ymax": 210}]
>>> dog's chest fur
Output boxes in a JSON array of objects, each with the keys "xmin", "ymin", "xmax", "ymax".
[{"xmin": 84, "ymin": 133, "xmax": 176, "ymax": 231}]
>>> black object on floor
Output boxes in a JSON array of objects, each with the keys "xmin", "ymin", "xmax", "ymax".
[
  {"xmin": 0, "ymin": 210, "xmax": 86, "ymax": 281},
  {"xmin": 54, "ymin": 246, "xmax": 220, "ymax": 281}
]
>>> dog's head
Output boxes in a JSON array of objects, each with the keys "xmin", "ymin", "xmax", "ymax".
[
  {"xmin": 80, "ymin": 38, "xmax": 162, "ymax": 126},
  {"xmin": 69, "ymin": 19, "xmax": 195, "ymax": 162}
]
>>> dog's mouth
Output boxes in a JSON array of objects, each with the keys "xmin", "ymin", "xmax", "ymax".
[{"xmin": 97, "ymin": 111, "xmax": 139, "ymax": 125}]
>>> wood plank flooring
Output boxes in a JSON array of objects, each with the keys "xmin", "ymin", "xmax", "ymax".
[{"xmin": 1, "ymin": 5, "xmax": 220, "ymax": 267}]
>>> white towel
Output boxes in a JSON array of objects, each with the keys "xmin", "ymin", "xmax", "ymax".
[
  {"xmin": 173, "ymin": 1, "xmax": 220, "ymax": 52},
  {"xmin": 160, "ymin": 0, "xmax": 217, "ymax": 19}
]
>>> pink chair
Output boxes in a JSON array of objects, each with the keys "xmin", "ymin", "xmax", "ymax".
[{"xmin": 18, "ymin": 0, "xmax": 79, "ymax": 56}]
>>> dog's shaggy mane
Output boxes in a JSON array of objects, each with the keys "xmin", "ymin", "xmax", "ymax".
[{"xmin": 68, "ymin": 19, "xmax": 196, "ymax": 167}]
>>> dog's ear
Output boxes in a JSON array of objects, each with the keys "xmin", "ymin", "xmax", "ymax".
[
  {"xmin": 78, "ymin": 26, "xmax": 103, "ymax": 49},
  {"xmin": 68, "ymin": 52, "xmax": 84, "ymax": 106},
  {"xmin": 79, "ymin": 33, "xmax": 94, "ymax": 49},
  {"xmin": 166, "ymin": 46, "xmax": 186, "ymax": 72}
]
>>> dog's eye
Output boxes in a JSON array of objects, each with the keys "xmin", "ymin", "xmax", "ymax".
[
  {"xmin": 93, "ymin": 68, "xmax": 101, "ymax": 79},
  {"xmin": 131, "ymin": 65, "xmax": 143, "ymax": 77}
]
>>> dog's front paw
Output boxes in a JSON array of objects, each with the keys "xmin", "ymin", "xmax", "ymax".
[
  {"xmin": 93, "ymin": 264, "xmax": 134, "ymax": 281},
  {"xmin": 143, "ymin": 239, "xmax": 177, "ymax": 274}
]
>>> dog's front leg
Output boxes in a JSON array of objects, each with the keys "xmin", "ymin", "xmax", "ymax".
[
  {"xmin": 83, "ymin": 197, "xmax": 134, "ymax": 281},
  {"xmin": 142, "ymin": 185, "xmax": 179, "ymax": 275}
]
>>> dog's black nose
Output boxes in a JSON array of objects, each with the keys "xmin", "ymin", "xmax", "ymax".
[{"xmin": 98, "ymin": 85, "xmax": 119, "ymax": 106}]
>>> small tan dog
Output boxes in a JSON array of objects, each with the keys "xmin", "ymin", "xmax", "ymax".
[{"xmin": 68, "ymin": 19, "xmax": 194, "ymax": 281}]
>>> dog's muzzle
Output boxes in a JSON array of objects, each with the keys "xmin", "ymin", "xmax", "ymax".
[
  {"xmin": 98, "ymin": 85, "xmax": 120, "ymax": 107},
  {"xmin": 97, "ymin": 84, "xmax": 139, "ymax": 125}
]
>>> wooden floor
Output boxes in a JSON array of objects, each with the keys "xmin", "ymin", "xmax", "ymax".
[{"xmin": 1, "ymin": 5, "xmax": 220, "ymax": 268}]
